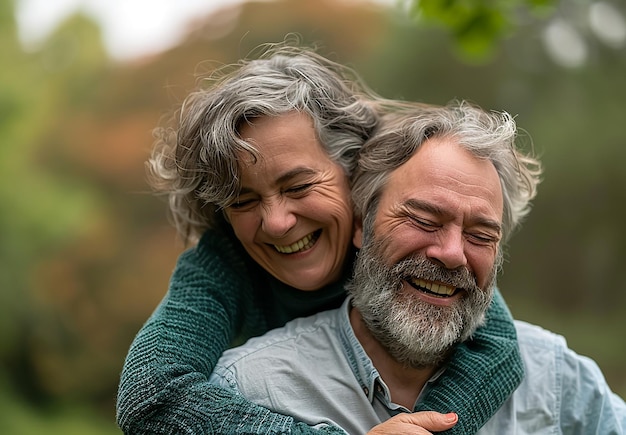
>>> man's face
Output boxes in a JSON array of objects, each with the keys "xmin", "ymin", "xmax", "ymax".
[{"xmin": 350, "ymin": 136, "xmax": 503, "ymax": 368}]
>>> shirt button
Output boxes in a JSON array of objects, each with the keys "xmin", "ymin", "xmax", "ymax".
[{"xmin": 362, "ymin": 386, "xmax": 369, "ymax": 396}]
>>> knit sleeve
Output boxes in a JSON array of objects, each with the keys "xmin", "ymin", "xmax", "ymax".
[
  {"xmin": 415, "ymin": 287, "xmax": 524, "ymax": 434},
  {"xmin": 115, "ymin": 230, "xmax": 346, "ymax": 434}
]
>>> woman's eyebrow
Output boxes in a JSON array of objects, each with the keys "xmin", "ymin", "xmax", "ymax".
[
  {"xmin": 238, "ymin": 167, "xmax": 319, "ymax": 195},
  {"xmin": 276, "ymin": 167, "xmax": 319, "ymax": 184}
]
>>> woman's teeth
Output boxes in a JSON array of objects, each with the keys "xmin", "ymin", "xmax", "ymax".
[
  {"xmin": 274, "ymin": 232, "xmax": 316, "ymax": 254},
  {"xmin": 409, "ymin": 278, "xmax": 456, "ymax": 296}
]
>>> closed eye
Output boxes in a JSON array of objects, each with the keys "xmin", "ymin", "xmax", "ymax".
[
  {"xmin": 410, "ymin": 216, "xmax": 439, "ymax": 231},
  {"xmin": 285, "ymin": 184, "xmax": 313, "ymax": 195},
  {"xmin": 229, "ymin": 198, "xmax": 258, "ymax": 210},
  {"xmin": 465, "ymin": 232, "xmax": 499, "ymax": 246}
]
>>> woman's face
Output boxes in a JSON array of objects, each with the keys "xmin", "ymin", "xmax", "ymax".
[{"xmin": 224, "ymin": 111, "xmax": 354, "ymax": 291}]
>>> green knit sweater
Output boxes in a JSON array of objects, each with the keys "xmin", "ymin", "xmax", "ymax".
[{"xmin": 116, "ymin": 229, "xmax": 523, "ymax": 434}]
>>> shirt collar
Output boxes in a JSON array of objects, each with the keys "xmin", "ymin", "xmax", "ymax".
[
  {"xmin": 337, "ymin": 298, "xmax": 379, "ymax": 402},
  {"xmin": 336, "ymin": 297, "xmax": 446, "ymax": 409}
]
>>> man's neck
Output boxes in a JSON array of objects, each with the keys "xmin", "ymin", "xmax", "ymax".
[{"xmin": 349, "ymin": 306, "xmax": 438, "ymax": 410}]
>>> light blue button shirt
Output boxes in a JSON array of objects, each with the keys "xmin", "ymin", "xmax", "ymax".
[{"xmin": 210, "ymin": 298, "xmax": 626, "ymax": 434}]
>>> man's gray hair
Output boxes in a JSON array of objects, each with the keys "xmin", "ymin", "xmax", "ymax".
[
  {"xmin": 351, "ymin": 100, "xmax": 542, "ymax": 244},
  {"xmin": 147, "ymin": 42, "xmax": 379, "ymax": 244}
]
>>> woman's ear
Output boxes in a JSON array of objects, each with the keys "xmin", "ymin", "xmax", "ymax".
[{"xmin": 353, "ymin": 218, "xmax": 363, "ymax": 249}]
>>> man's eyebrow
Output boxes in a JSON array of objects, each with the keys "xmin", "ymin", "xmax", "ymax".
[
  {"xmin": 403, "ymin": 198, "xmax": 502, "ymax": 234},
  {"xmin": 403, "ymin": 198, "xmax": 443, "ymax": 216}
]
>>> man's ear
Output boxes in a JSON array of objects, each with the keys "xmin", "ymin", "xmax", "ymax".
[{"xmin": 353, "ymin": 218, "xmax": 363, "ymax": 249}]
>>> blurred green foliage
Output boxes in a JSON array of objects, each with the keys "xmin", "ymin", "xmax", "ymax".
[
  {"xmin": 3, "ymin": 0, "xmax": 625, "ymax": 431},
  {"xmin": 0, "ymin": 375, "xmax": 118, "ymax": 434},
  {"xmin": 413, "ymin": 0, "xmax": 557, "ymax": 59}
]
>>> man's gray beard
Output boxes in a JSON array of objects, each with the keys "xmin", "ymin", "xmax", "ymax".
[{"xmin": 346, "ymin": 237, "xmax": 496, "ymax": 369}]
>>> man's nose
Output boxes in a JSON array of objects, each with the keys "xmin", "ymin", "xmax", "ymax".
[
  {"xmin": 425, "ymin": 227, "xmax": 468, "ymax": 270},
  {"xmin": 260, "ymin": 199, "xmax": 297, "ymax": 238}
]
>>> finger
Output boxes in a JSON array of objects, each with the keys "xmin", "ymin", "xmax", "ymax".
[{"xmin": 393, "ymin": 411, "xmax": 458, "ymax": 431}]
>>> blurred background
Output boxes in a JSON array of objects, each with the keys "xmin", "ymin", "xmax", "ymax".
[{"xmin": 2, "ymin": 0, "xmax": 625, "ymax": 432}]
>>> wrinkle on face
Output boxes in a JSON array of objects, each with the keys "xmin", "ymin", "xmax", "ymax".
[{"xmin": 224, "ymin": 111, "xmax": 354, "ymax": 291}]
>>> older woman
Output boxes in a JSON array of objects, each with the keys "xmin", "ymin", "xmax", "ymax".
[{"xmin": 116, "ymin": 43, "xmax": 523, "ymax": 434}]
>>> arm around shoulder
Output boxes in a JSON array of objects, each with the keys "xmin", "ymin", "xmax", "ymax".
[{"xmin": 116, "ymin": 231, "xmax": 347, "ymax": 434}]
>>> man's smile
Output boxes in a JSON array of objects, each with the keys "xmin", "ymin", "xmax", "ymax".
[{"xmin": 407, "ymin": 278, "xmax": 459, "ymax": 297}]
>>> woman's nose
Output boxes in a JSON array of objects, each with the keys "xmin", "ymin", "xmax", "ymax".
[{"xmin": 260, "ymin": 199, "xmax": 297, "ymax": 238}]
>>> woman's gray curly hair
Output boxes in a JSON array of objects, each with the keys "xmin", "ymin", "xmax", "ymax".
[{"xmin": 147, "ymin": 42, "xmax": 380, "ymax": 244}]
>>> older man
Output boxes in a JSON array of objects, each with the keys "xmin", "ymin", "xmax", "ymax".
[{"xmin": 209, "ymin": 101, "xmax": 626, "ymax": 434}]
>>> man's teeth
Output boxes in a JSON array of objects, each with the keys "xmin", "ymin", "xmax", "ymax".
[
  {"xmin": 410, "ymin": 278, "xmax": 456, "ymax": 296},
  {"xmin": 274, "ymin": 233, "xmax": 315, "ymax": 254}
]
